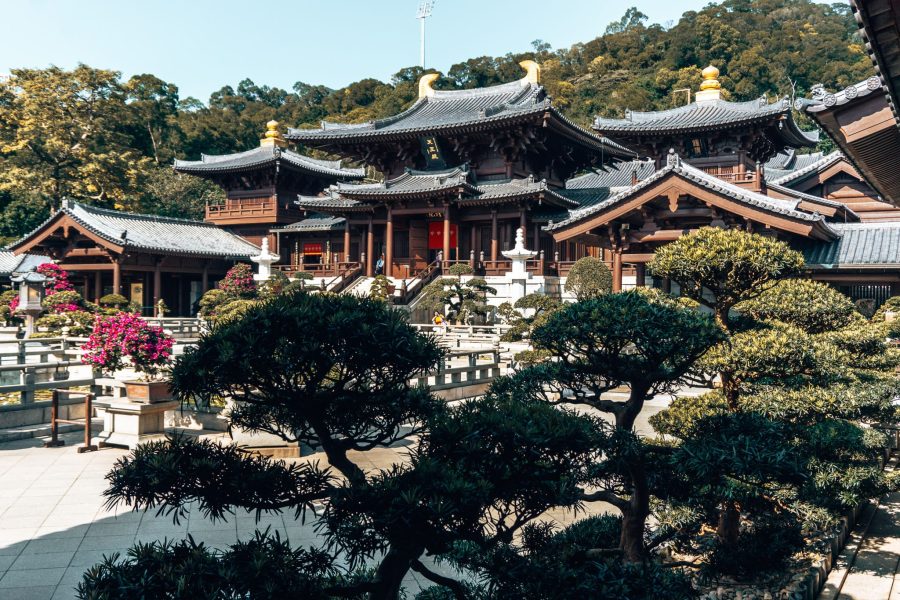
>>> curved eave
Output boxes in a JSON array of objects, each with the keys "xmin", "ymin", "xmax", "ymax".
[
  {"xmin": 174, "ymin": 156, "xmax": 364, "ymax": 180},
  {"xmin": 459, "ymin": 189, "xmax": 578, "ymax": 209},
  {"xmin": 339, "ymin": 183, "xmax": 479, "ymax": 201}
]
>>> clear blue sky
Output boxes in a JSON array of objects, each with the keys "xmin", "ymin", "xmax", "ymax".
[{"xmin": 0, "ymin": 1, "xmax": 794, "ymax": 102}]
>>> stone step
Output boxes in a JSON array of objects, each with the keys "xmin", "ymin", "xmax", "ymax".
[{"xmin": 0, "ymin": 418, "xmax": 103, "ymax": 443}]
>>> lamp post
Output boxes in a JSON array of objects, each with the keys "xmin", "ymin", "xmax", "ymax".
[{"xmin": 11, "ymin": 272, "xmax": 47, "ymax": 337}]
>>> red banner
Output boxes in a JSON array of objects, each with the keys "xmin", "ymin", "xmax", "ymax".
[
  {"xmin": 303, "ymin": 243, "xmax": 323, "ymax": 255},
  {"xmin": 428, "ymin": 222, "xmax": 458, "ymax": 250}
]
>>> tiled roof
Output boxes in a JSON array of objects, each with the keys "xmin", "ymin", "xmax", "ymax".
[
  {"xmin": 335, "ymin": 166, "xmax": 478, "ymax": 197},
  {"xmin": 466, "ymin": 178, "xmax": 579, "ymax": 208},
  {"xmin": 767, "ymin": 151, "xmax": 844, "ymax": 186},
  {"xmin": 296, "ymin": 195, "xmax": 368, "ymax": 212},
  {"xmin": 272, "ymin": 215, "xmax": 346, "ymax": 233},
  {"xmin": 174, "ymin": 145, "xmax": 365, "ymax": 179},
  {"xmin": 766, "ymin": 182, "xmax": 854, "ymax": 213},
  {"xmin": 0, "ymin": 252, "xmax": 49, "ymax": 276},
  {"xmin": 566, "ymin": 160, "xmax": 657, "ymax": 190},
  {"xmin": 287, "ymin": 78, "xmax": 634, "ymax": 159},
  {"xmin": 546, "ymin": 151, "xmax": 832, "ymax": 232},
  {"xmin": 802, "ymin": 222, "xmax": 900, "ymax": 266},
  {"xmin": 594, "ymin": 97, "xmax": 818, "ymax": 146},
  {"xmin": 10, "ymin": 201, "xmax": 260, "ymax": 259}
]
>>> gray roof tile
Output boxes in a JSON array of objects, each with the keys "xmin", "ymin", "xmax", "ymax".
[
  {"xmin": 174, "ymin": 145, "xmax": 365, "ymax": 178},
  {"xmin": 803, "ymin": 222, "xmax": 900, "ymax": 266}
]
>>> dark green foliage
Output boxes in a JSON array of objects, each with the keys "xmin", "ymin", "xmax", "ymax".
[
  {"xmin": 420, "ymin": 276, "xmax": 496, "ymax": 324},
  {"xmin": 564, "ymin": 256, "xmax": 612, "ymax": 301},
  {"xmin": 99, "ymin": 293, "xmax": 129, "ymax": 308},
  {"xmin": 77, "ymin": 532, "xmax": 338, "ymax": 600},
  {"xmin": 446, "ymin": 263, "xmax": 473, "ymax": 276},
  {"xmin": 737, "ymin": 279, "xmax": 858, "ymax": 334},
  {"xmin": 174, "ymin": 292, "xmax": 442, "ymax": 464},
  {"xmin": 259, "ymin": 271, "xmax": 290, "ymax": 299},
  {"xmin": 104, "ymin": 435, "xmax": 332, "ymax": 524},
  {"xmin": 499, "ymin": 294, "xmax": 562, "ymax": 342},
  {"xmin": 705, "ymin": 515, "xmax": 804, "ymax": 581},
  {"xmin": 449, "ymin": 516, "xmax": 696, "ymax": 600},
  {"xmin": 197, "ymin": 288, "xmax": 229, "ymax": 318}
]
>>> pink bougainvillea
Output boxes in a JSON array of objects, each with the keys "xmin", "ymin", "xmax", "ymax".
[
  {"xmin": 217, "ymin": 263, "xmax": 256, "ymax": 299},
  {"xmin": 36, "ymin": 263, "xmax": 74, "ymax": 295},
  {"xmin": 81, "ymin": 313, "xmax": 174, "ymax": 378},
  {"xmin": 8, "ymin": 296, "xmax": 19, "ymax": 313}
]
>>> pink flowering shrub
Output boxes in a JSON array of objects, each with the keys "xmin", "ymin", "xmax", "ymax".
[
  {"xmin": 9, "ymin": 295, "xmax": 19, "ymax": 313},
  {"xmin": 82, "ymin": 313, "xmax": 175, "ymax": 378},
  {"xmin": 36, "ymin": 263, "xmax": 74, "ymax": 295},
  {"xmin": 217, "ymin": 263, "xmax": 256, "ymax": 299}
]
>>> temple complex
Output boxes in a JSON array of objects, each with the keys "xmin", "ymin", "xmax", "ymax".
[{"xmin": 10, "ymin": 57, "xmax": 900, "ymax": 312}]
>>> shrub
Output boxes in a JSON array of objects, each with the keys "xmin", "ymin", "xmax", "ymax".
[
  {"xmin": 215, "ymin": 299, "xmax": 260, "ymax": 325},
  {"xmin": 36, "ymin": 262, "xmax": 74, "ymax": 294},
  {"xmin": 259, "ymin": 271, "xmax": 290, "ymax": 299},
  {"xmin": 565, "ymin": 256, "xmax": 612, "ymax": 300},
  {"xmin": 198, "ymin": 289, "xmax": 229, "ymax": 317},
  {"xmin": 369, "ymin": 275, "xmax": 393, "ymax": 302},
  {"xmin": 872, "ymin": 296, "xmax": 900, "ymax": 322},
  {"xmin": 447, "ymin": 263, "xmax": 473, "ymax": 276},
  {"xmin": 42, "ymin": 290, "xmax": 87, "ymax": 314},
  {"xmin": 32, "ymin": 310, "xmax": 94, "ymax": 338},
  {"xmin": 81, "ymin": 313, "xmax": 174, "ymax": 378},
  {"xmin": 217, "ymin": 263, "xmax": 256, "ymax": 299},
  {"xmin": 99, "ymin": 293, "xmax": 129, "ymax": 309}
]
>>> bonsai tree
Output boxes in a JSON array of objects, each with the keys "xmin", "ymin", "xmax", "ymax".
[
  {"xmin": 197, "ymin": 288, "xmax": 229, "ymax": 319},
  {"xmin": 29, "ymin": 290, "xmax": 96, "ymax": 338},
  {"xmin": 87, "ymin": 292, "xmax": 625, "ymax": 599},
  {"xmin": 650, "ymin": 227, "xmax": 804, "ymax": 328},
  {"xmin": 499, "ymin": 293, "xmax": 562, "ymax": 342},
  {"xmin": 421, "ymin": 264, "xmax": 496, "ymax": 324},
  {"xmin": 81, "ymin": 312, "xmax": 174, "ymax": 379},
  {"xmin": 369, "ymin": 274, "xmax": 393, "ymax": 303},
  {"xmin": 509, "ymin": 290, "xmax": 724, "ymax": 562},
  {"xmin": 564, "ymin": 256, "xmax": 612, "ymax": 301},
  {"xmin": 99, "ymin": 293, "xmax": 130, "ymax": 312}
]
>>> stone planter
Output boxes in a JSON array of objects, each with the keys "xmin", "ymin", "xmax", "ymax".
[{"xmin": 125, "ymin": 380, "xmax": 173, "ymax": 403}]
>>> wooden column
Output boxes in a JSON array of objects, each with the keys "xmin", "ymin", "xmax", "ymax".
[
  {"xmin": 519, "ymin": 208, "xmax": 527, "ymax": 234},
  {"xmin": 112, "ymin": 260, "xmax": 122, "ymax": 296},
  {"xmin": 94, "ymin": 271, "xmax": 102, "ymax": 304},
  {"xmin": 153, "ymin": 261, "xmax": 162, "ymax": 305},
  {"xmin": 662, "ymin": 277, "xmax": 672, "ymax": 293},
  {"xmin": 612, "ymin": 251, "xmax": 623, "ymax": 292},
  {"xmin": 385, "ymin": 205, "xmax": 394, "ymax": 278},
  {"xmin": 201, "ymin": 266, "xmax": 209, "ymax": 292},
  {"xmin": 82, "ymin": 276, "xmax": 89, "ymax": 302},
  {"xmin": 442, "ymin": 203, "xmax": 451, "ymax": 262},
  {"xmin": 533, "ymin": 223, "xmax": 540, "ymax": 251},
  {"xmin": 343, "ymin": 220, "xmax": 351, "ymax": 263},
  {"xmin": 490, "ymin": 210, "xmax": 498, "ymax": 263},
  {"xmin": 635, "ymin": 263, "xmax": 646, "ymax": 287},
  {"xmin": 366, "ymin": 218, "xmax": 374, "ymax": 277}
]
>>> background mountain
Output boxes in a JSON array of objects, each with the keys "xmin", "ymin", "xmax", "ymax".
[{"xmin": 0, "ymin": 0, "xmax": 872, "ymax": 244}]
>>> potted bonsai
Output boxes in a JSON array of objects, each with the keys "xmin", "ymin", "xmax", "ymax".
[{"xmin": 81, "ymin": 312, "xmax": 175, "ymax": 403}]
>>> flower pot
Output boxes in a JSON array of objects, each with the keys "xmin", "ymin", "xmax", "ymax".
[{"xmin": 125, "ymin": 380, "xmax": 173, "ymax": 404}]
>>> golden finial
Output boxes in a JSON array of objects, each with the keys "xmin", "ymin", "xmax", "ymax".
[
  {"xmin": 696, "ymin": 65, "xmax": 722, "ymax": 102},
  {"xmin": 260, "ymin": 120, "xmax": 287, "ymax": 148},
  {"xmin": 519, "ymin": 60, "xmax": 541, "ymax": 85},
  {"xmin": 418, "ymin": 73, "xmax": 439, "ymax": 99}
]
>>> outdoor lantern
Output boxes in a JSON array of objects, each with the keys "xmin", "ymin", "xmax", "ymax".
[{"xmin": 11, "ymin": 272, "xmax": 47, "ymax": 336}]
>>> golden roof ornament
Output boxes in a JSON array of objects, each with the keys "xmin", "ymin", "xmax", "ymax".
[
  {"xmin": 696, "ymin": 65, "xmax": 723, "ymax": 103},
  {"xmin": 260, "ymin": 120, "xmax": 287, "ymax": 148}
]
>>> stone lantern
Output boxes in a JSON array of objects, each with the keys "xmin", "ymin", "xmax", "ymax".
[
  {"xmin": 11, "ymin": 272, "xmax": 47, "ymax": 336},
  {"xmin": 502, "ymin": 227, "xmax": 538, "ymax": 302}
]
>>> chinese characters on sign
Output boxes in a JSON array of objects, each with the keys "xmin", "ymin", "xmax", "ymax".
[{"xmin": 419, "ymin": 136, "xmax": 447, "ymax": 169}]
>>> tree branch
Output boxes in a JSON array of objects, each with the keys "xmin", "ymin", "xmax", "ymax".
[
  {"xmin": 580, "ymin": 489, "xmax": 628, "ymax": 511},
  {"xmin": 411, "ymin": 560, "xmax": 469, "ymax": 600}
]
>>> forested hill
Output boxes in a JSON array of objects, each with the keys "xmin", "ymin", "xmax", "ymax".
[{"xmin": 0, "ymin": 0, "xmax": 872, "ymax": 243}]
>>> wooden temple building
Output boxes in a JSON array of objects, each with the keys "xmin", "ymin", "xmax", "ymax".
[{"xmin": 8, "ymin": 200, "xmax": 260, "ymax": 315}]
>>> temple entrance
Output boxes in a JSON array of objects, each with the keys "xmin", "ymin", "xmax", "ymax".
[{"xmin": 409, "ymin": 220, "xmax": 428, "ymax": 273}]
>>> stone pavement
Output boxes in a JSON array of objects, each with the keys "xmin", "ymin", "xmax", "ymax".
[{"xmin": 820, "ymin": 455, "xmax": 900, "ymax": 600}]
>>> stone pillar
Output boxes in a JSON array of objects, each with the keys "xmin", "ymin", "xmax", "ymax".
[
  {"xmin": 635, "ymin": 263, "xmax": 646, "ymax": 287},
  {"xmin": 442, "ymin": 203, "xmax": 451, "ymax": 263},
  {"xmin": 490, "ymin": 210, "xmax": 499, "ymax": 263},
  {"xmin": 612, "ymin": 251, "xmax": 623, "ymax": 292},
  {"xmin": 385, "ymin": 205, "xmax": 394, "ymax": 278},
  {"xmin": 366, "ymin": 218, "xmax": 374, "ymax": 277}
]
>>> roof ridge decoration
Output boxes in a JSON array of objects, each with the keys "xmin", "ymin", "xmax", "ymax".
[
  {"xmin": 259, "ymin": 120, "xmax": 287, "ymax": 148},
  {"xmin": 696, "ymin": 65, "xmax": 723, "ymax": 103},
  {"xmin": 802, "ymin": 77, "xmax": 883, "ymax": 113},
  {"xmin": 417, "ymin": 60, "xmax": 541, "ymax": 100}
]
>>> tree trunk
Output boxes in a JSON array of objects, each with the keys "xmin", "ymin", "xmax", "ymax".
[
  {"xmin": 717, "ymin": 500, "xmax": 741, "ymax": 545},
  {"xmin": 369, "ymin": 546, "xmax": 420, "ymax": 600},
  {"xmin": 617, "ymin": 382, "xmax": 652, "ymax": 562}
]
